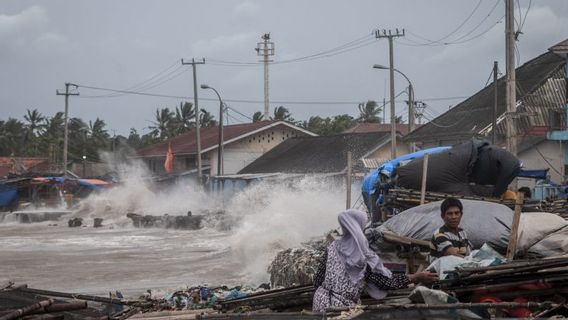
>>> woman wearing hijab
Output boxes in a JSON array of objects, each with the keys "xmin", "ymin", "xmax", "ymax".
[{"xmin": 312, "ymin": 209, "xmax": 437, "ymax": 312}]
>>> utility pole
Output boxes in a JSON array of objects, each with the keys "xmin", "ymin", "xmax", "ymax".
[
  {"xmin": 376, "ymin": 29, "xmax": 405, "ymax": 159},
  {"xmin": 493, "ymin": 61, "xmax": 499, "ymax": 144},
  {"xmin": 415, "ymin": 102, "xmax": 426, "ymax": 125},
  {"xmin": 255, "ymin": 33, "xmax": 274, "ymax": 119},
  {"xmin": 505, "ymin": 0, "xmax": 517, "ymax": 156},
  {"xmin": 407, "ymin": 83, "xmax": 415, "ymax": 152},
  {"xmin": 182, "ymin": 58, "xmax": 205, "ymax": 184},
  {"xmin": 56, "ymin": 83, "xmax": 79, "ymax": 179}
]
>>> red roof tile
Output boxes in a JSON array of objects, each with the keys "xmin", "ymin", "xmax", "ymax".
[{"xmin": 136, "ymin": 120, "xmax": 313, "ymax": 157}]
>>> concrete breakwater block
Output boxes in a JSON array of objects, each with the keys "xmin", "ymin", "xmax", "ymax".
[
  {"xmin": 126, "ymin": 213, "xmax": 203, "ymax": 230},
  {"xmin": 0, "ymin": 210, "xmax": 71, "ymax": 223}
]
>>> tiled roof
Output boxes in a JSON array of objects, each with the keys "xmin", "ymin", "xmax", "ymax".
[
  {"xmin": 238, "ymin": 132, "xmax": 392, "ymax": 174},
  {"xmin": 136, "ymin": 120, "xmax": 315, "ymax": 157}
]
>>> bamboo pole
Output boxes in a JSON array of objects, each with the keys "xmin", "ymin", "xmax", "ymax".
[
  {"xmin": 420, "ymin": 154, "xmax": 429, "ymax": 205},
  {"xmin": 506, "ymin": 192, "xmax": 524, "ymax": 260},
  {"xmin": 346, "ymin": 151, "xmax": 352, "ymax": 209}
]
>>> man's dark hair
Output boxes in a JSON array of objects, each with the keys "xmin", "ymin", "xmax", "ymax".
[
  {"xmin": 518, "ymin": 187, "xmax": 532, "ymax": 199},
  {"xmin": 440, "ymin": 197, "xmax": 463, "ymax": 216}
]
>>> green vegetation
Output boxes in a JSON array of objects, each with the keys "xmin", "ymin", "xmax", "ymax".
[{"xmin": 1, "ymin": 100, "xmax": 387, "ymax": 158}]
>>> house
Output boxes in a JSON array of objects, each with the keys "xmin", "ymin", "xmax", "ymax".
[
  {"xmin": 238, "ymin": 132, "xmax": 405, "ymax": 175},
  {"xmin": 0, "ymin": 157, "xmax": 50, "ymax": 178},
  {"xmin": 404, "ymin": 39, "xmax": 567, "ymax": 185},
  {"xmin": 343, "ymin": 123, "xmax": 419, "ymax": 136},
  {"xmin": 136, "ymin": 120, "xmax": 316, "ymax": 176}
]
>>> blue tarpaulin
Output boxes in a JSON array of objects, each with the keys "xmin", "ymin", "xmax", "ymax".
[
  {"xmin": 518, "ymin": 169, "xmax": 549, "ymax": 180},
  {"xmin": 0, "ymin": 185, "xmax": 18, "ymax": 207},
  {"xmin": 362, "ymin": 146, "xmax": 451, "ymax": 195}
]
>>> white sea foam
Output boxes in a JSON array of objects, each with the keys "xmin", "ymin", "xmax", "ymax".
[{"xmin": 226, "ymin": 176, "xmax": 345, "ymax": 284}]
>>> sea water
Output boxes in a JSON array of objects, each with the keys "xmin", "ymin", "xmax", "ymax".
[{"xmin": 0, "ymin": 161, "xmax": 356, "ymax": 296}]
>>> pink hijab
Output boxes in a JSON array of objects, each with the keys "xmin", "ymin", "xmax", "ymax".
[{"xmin": 337, "ymin": 209, "xmax": 392, "ymax": 299}]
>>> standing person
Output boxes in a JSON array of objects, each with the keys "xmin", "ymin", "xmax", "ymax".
[
  {"xmin": 312, "ymin": 209, "xmax": 437, "ymax": 312},
  {"xmin": 431, "ymin": 198, "xmax": 472, "ymax": 258}
]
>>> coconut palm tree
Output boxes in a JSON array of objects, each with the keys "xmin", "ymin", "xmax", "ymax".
[
  {"xmin": 357, "ymin": 100, "xmax": 382, "ymax": 123},
  {"xmin": 23, "ymin": 109, "xmax": 46, "ymax": 155},
  {"xmin": 199, "ymin": 109, "xmax": 216, "ymax": 128},
  {"xmin": 174, "ymin": 101, "xmax": 196, "ymax": 134},
  {"xmin": 272, "ymin": 106, "xmax": 293, "ymax": 122},
  {"xmin": 252, "ymin": 111, "xmax": 264, "ymax": 123},
  {"xmin": 148, "ymin": 108, "xmax": 174, "ymax": 140}
]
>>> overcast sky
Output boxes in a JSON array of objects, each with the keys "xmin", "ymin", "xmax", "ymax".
[{"xmin": 1, "ymin": 0, "xmax": 567, "ymax": 136}]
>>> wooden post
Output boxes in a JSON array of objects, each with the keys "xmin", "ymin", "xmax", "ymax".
[
  {"xmin": 346, "ymin": 151, "xmax": 352, "ymax": 209},
  {"xmin": 420, "ymin": 154, "xmax": 429, "ymax": 205},
  {"xmin": 506, "ymin": 192, "xmax": 524, "ymax": 260}
]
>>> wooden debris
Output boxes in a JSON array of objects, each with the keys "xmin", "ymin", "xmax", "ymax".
[{"xmin": 0, "ymin": 299, "xmax": 53, "ymax": 320}]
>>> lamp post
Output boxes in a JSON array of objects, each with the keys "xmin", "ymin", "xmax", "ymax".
[
  {"xmin": 82, "ymin": 155, "xmax": 87, "ymax": 177},
  {"xmin": 200, "ymin": 84, "xmax": 224, "ymax": 176},
  {"xmin": 373, "ymin": 64, "xmax": 415, "ymax": 152}
]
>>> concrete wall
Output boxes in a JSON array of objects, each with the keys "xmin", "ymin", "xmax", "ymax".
[
  {"xmin": 366, "ymin": 138, "xmax": 412, "ymax": 162},
  {"xmin": 518, "ymin": 140, "xmax": 564, "ymax": 188},
  {"xmin": 210, "ymin": 126, "xmax": 308, "ymax": 176}
]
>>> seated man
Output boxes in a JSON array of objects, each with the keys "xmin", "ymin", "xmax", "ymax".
[{"xmin": 431, "ymin": 197, "xmax": 472, "ymax": 258}]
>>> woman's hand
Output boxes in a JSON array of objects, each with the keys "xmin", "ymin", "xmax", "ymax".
[{"xmin": 408, "ymin": 271, "xmax": 439, "ymax": 284}]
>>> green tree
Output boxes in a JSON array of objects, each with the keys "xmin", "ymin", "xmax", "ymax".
[
  {"xmin": 23, "ymin": 109, "xmax": 46, "ymax": 156},
  {"xmin": 0, "ymin": 119, "xmax": 26, "ymax": 156},
  {"xmin": 199, "ymin": 109, "xmax": 217, "ymax": 128},
  {"xmin": 331, "ymin": 114, "xmax": 355, "ymax": 133},
  {"xmin": 174, "ymin": 101, "xmax": 196, "ymax": 134},
  {"xmin": 148, "ymin": 107, "xmax": 174, "ymax": 140},
  {"xmin": 394, "ymin": 115, "xmax": 405, "ymax": 124},
  {"xmin": 357, "ymin": 100, "xmax": 382, "ymax": 123},
  {"xmin": 272, "ymin": 106, "xmax": 294, "ymax": 122},
  {"xmin": 252, "ymin": 111, "xmax": 264, "ymax": 123}
]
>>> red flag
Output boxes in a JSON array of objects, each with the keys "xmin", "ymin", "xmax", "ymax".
[{"xmin": 164, "ymin": 143, "xmax": 174, "ymax": 173}]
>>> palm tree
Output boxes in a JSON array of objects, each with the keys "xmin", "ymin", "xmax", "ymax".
[
  {"xmin": 252, "ymin": 111, "xmax": 264, "ymax": 123},
  {"xmin": 0, "ymin": 119, "xmax": 26, "ymax": 156},
  {"xmin": 199, "ymin": 109, "xmax": 216, "ymax": 128},
  {"xmin": 148, "ymin": 108, "xmax": 174, "ymax": 140},
  {"xmin": 88, "ymin": 118, "xmax": 110, "ymax": 149},
  {"xmin": 174, "ymin": 101, "xmax": 196, "ymax": 134},
  {"xmin": 23, "ymin": 109, "xmax": 46, "ymax": 137},
  {"xmin": 23, "ymin": 109, "xmax": 46, "ymax": 156},
  {"xmin": 272, "ymin": 106, "xmax": 293, "ymax": 122},
  {"xmin": 357, "ymin": 100, "xmax": 381, "ymax": 123}
]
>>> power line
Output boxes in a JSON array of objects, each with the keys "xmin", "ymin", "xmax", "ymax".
[
  {"xmin": 400, "ymin": 0, "xmax": 502, "ymax": 47},
  {"xmin": 73, "ymin": 83, "xmax": 469, "ymax": 106},
  {"xmin": 206, "ymin": 33, "xmax": 375, "ymax": 67},
  {"xmin": 405, "ymin": 0, "xmax": 483, "ymax": 45},
  {"xmin": 81, "ymin": 60, "xmax": 182, "ymax": 98}
]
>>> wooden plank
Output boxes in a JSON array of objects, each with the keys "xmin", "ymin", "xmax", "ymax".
[
  {"xmin": 506, "ymin": 192, "xmax": 524, "ymax": 260},
  {"xmin": 420, "ymin": 154, "xmax": 429, "ymax": 205}
]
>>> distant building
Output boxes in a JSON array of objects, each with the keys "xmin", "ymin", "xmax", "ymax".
[
  {"xmin": 136, "ymin": 120, "xmax": 316, "ymax": 176},
  {"xmin": 404, "ymin": 38, "xmax": 568, "ymax": 185},
  {"xmin": 0, "ymin": 157, "xmax": 50, "ymax": 178},
  {"xmin": 239, "ymin": 132, "xmax": 405, "ymax": 175},
  {"xmin": 343, "ymin": 123, "xmax": 420, "ymax": 136}
]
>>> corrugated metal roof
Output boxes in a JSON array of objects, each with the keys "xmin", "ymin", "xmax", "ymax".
[
  {"xmin": 405, "ymin": 49, "xmax": 566, "ymax": 144},
  {"xmin": 238, "ymin": 132, "xmax": 392, "ymax": 174}
]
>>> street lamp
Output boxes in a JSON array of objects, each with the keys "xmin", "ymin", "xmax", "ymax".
[
  {"xmin": 82, "ymin": 155, "xmax": 87, "ymax": 177},
  {"xmin": 200, "ymin": 84, "xmax": 224, "ymax": 176},
  {"xmin": 373, "ymin": 64, "xmax": 415, "ymax": 152}
]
